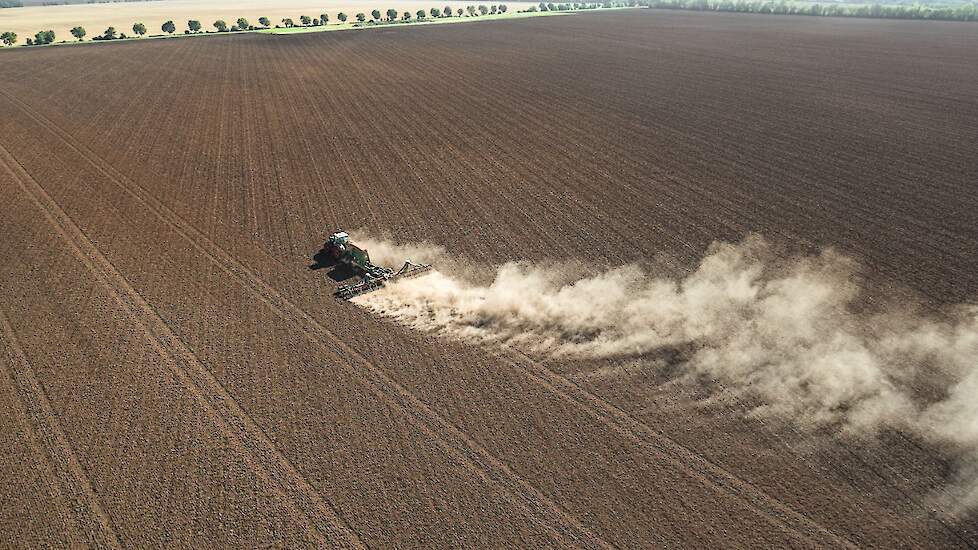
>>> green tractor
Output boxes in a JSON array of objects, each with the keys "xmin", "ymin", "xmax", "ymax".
[{"xmin": 324, "ymin": 231, "xmax": 431, "ymax": 299}]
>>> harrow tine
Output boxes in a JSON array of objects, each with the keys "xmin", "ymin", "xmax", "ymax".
[{"xmin": 335, "ymin": 277, "xmax": 387, "ymax": 300}]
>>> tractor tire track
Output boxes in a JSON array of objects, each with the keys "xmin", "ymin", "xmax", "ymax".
[
  {"xmin": 280, "ymin": 41, "xmax": 851, "ymax": 545},
  {"xmin": 501, "ymin": 348, "xmax": 859, "ymax": 548},
  {"xmin": 5, "ymin": 78, "xmax": 848, "ymax": 548},
  {"xmin": 287, "ymin": 38, "xmax": 473, "ymax": 256},
  {"xmin": 2, "ymin": 74, "xmax": 851, "ymax": 548},
  {"xmin": 0, "ymin": 141, "xmax": 364, "ymax": 550},
  {"xmin": 344, "ymin": 39, "xmax": 968, "ymax": 539},
  {"xmin": 690, "ymin": 358, "xmax": 976, "ymax": 547},
  {"xmin": 0, "ymin": 306, "xmax": 122, "ymax": 550},
  {"xmin": 0, "ymin": 88, "xmax": 612, "ymax": 550}
]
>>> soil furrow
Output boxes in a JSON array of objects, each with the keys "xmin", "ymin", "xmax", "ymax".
[
  {"xmin": 0, "ymin": 140, "xmax": 364, "ymax": 549},
  {"xmin": 0, "ymin": 87, "xmax": 612, "ymax": 550},
  {"xmin": 502, "ymin": 349, "xmax": 858, "ymax": 548},
  {"xmin": 0, "ymin": 307, "xmax": 122, "ymax": 549}
]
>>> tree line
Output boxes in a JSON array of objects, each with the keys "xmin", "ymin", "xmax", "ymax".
[
  {"xmin": 4, "ymin": 0, "xmax": 978, "ymax": 47},
  {"xmin": 523, "ymin": 1, "xmax": 632, "ymax": 11},
  {"xmin": 643, "ymin": 0, "xmax": 978, "ymax": 22},
  {"xmin": 281, "ymin": 5, "xmax": 511, "ymax": 27},
  {"xmin": 0, "ymin": 4, "xmax": 522, "ymax": 46}
]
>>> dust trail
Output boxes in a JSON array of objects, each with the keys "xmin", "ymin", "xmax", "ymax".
[
  {"xmin": 353, "ymin": 236, "xmax": 449, "ymax": 268},
  {"xmin": 350, "ymin": 233, "xmax": 978, "ymax": 513}
]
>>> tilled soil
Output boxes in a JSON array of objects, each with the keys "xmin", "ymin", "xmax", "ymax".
[{"xmin": 1, "ymin": 9, "xmax": 976, "ymax": 548}]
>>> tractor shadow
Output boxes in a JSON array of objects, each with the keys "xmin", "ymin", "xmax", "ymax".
[{"xmin": 309, "ymin": 248, "xmax": 358, "ymax": 283}]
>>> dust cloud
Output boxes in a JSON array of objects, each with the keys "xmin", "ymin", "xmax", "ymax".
[{"xmin": 351, "ymin": 234, "xmax": 978, "ymax": 512}]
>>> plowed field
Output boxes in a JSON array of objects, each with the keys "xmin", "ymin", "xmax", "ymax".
[{"xmin": 1, "ymin": 9, "xmax": 977, "ymax": 548}]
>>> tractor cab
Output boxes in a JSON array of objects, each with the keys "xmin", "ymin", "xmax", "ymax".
[
  {"xmin": 327, "ymin": 231, "xmax": 350, "ymax": 248},
  {"xmin": 322, "ymin": 229, "xmax": 432, "ymax": 299},
  {"xmin": 325, "ymin": 231, "xmax": 351, "ymax": 260}
]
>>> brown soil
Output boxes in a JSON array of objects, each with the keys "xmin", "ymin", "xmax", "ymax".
[{"xmin": 1, "ymin": 9, "xmax": 976, "ymax": 548}]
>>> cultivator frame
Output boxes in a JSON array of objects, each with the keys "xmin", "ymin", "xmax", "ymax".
[{"xmin": 323, "ymin": 231, "xmax": 431, "ymax": 300}]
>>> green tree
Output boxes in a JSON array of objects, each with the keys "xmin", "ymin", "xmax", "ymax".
[
  {"xmin": 467, "ymin": 5, "xmax": 477, "ymax": 15},
  {"xmin": 338, "ymin": 12, "xmax": 348, "ymax": 22},
  {"xmin": 214, "ymin": 19, "xmax": 228, "ymax": 31},
  {"xmin": 431, "ymin": 7, "xmax": 441, "ymax": 17},
  {"xmin": 417, "ymin": 9, "xmax": 427, "ymax": 18},
  {"xmin": 320, "ymin": 13, "xmax": 329, "ymax": 24},
  {"xmin": 281, "ymin": 18, "xmax": 294, "ymax": 27},
  {"xmin": 403, "ymin": 10, "xmax": 412, "ymax": 19},
  {"xmin": 490, "ymin": 4, "xmax": 498, "ymax": 13},
  {"xmin": 187, "ymin": 20, "xmax": 201, "ymax": 33},
  {"xmin": 237, "ymin": 17, "xmax": 250, "ymax": 30},
  {"xmin": 371, "ymin": 9, "xmax": 381, "ymax": 20},
  {"xmin": 258, "ymin": 16, "xmax": 270, "ymax": 27},
  {"xmin": 70, "ymin": 26, "xmax": 86, "ymax": 41},
  {"xmin": 478, "ymin": 4, "xmax": 489, "ymax": 13},
  {"xmin": 499, "ymin": 4, "xmax": 508, "ymax": 12},
  {"xmin": 162, "ymin": 20, "xmax": 176, "ymax": 34},
  {"xmin": 457, "ymin": 7, "xmax": 464, "ymax": 15},
  {"xmin": 133, "ymin": 22, "xmax": 147, "ymax": 36},
  {"xmin": 356, "ymin": 12, "xmax": 366, "ymax": 21},
  {"xmin": 387, "ymin": 8, "xmax": 398, "ymax": 20},
  {"xmin": 300, "ymin": 14, "xmax": 312, "ymax": 25},
  {"xmin": 0, "ymin": 31, "xmax": 17, "ymax": 46},
  {"xmin": 102, "ymin": 27, "xmax": 117, "ymax": 39},
  {"xmin": 32, "ymin": 29, "xmax": 55, "ymax": 44},
  {"xmin": 444, "ymin": 5, "xmax": 452, "ymax": 15}
]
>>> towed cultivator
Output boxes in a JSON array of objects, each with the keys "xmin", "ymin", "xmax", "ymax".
[{"xmin": 324, "ymin": 232, "xmax": 431, "ymax": 299}]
